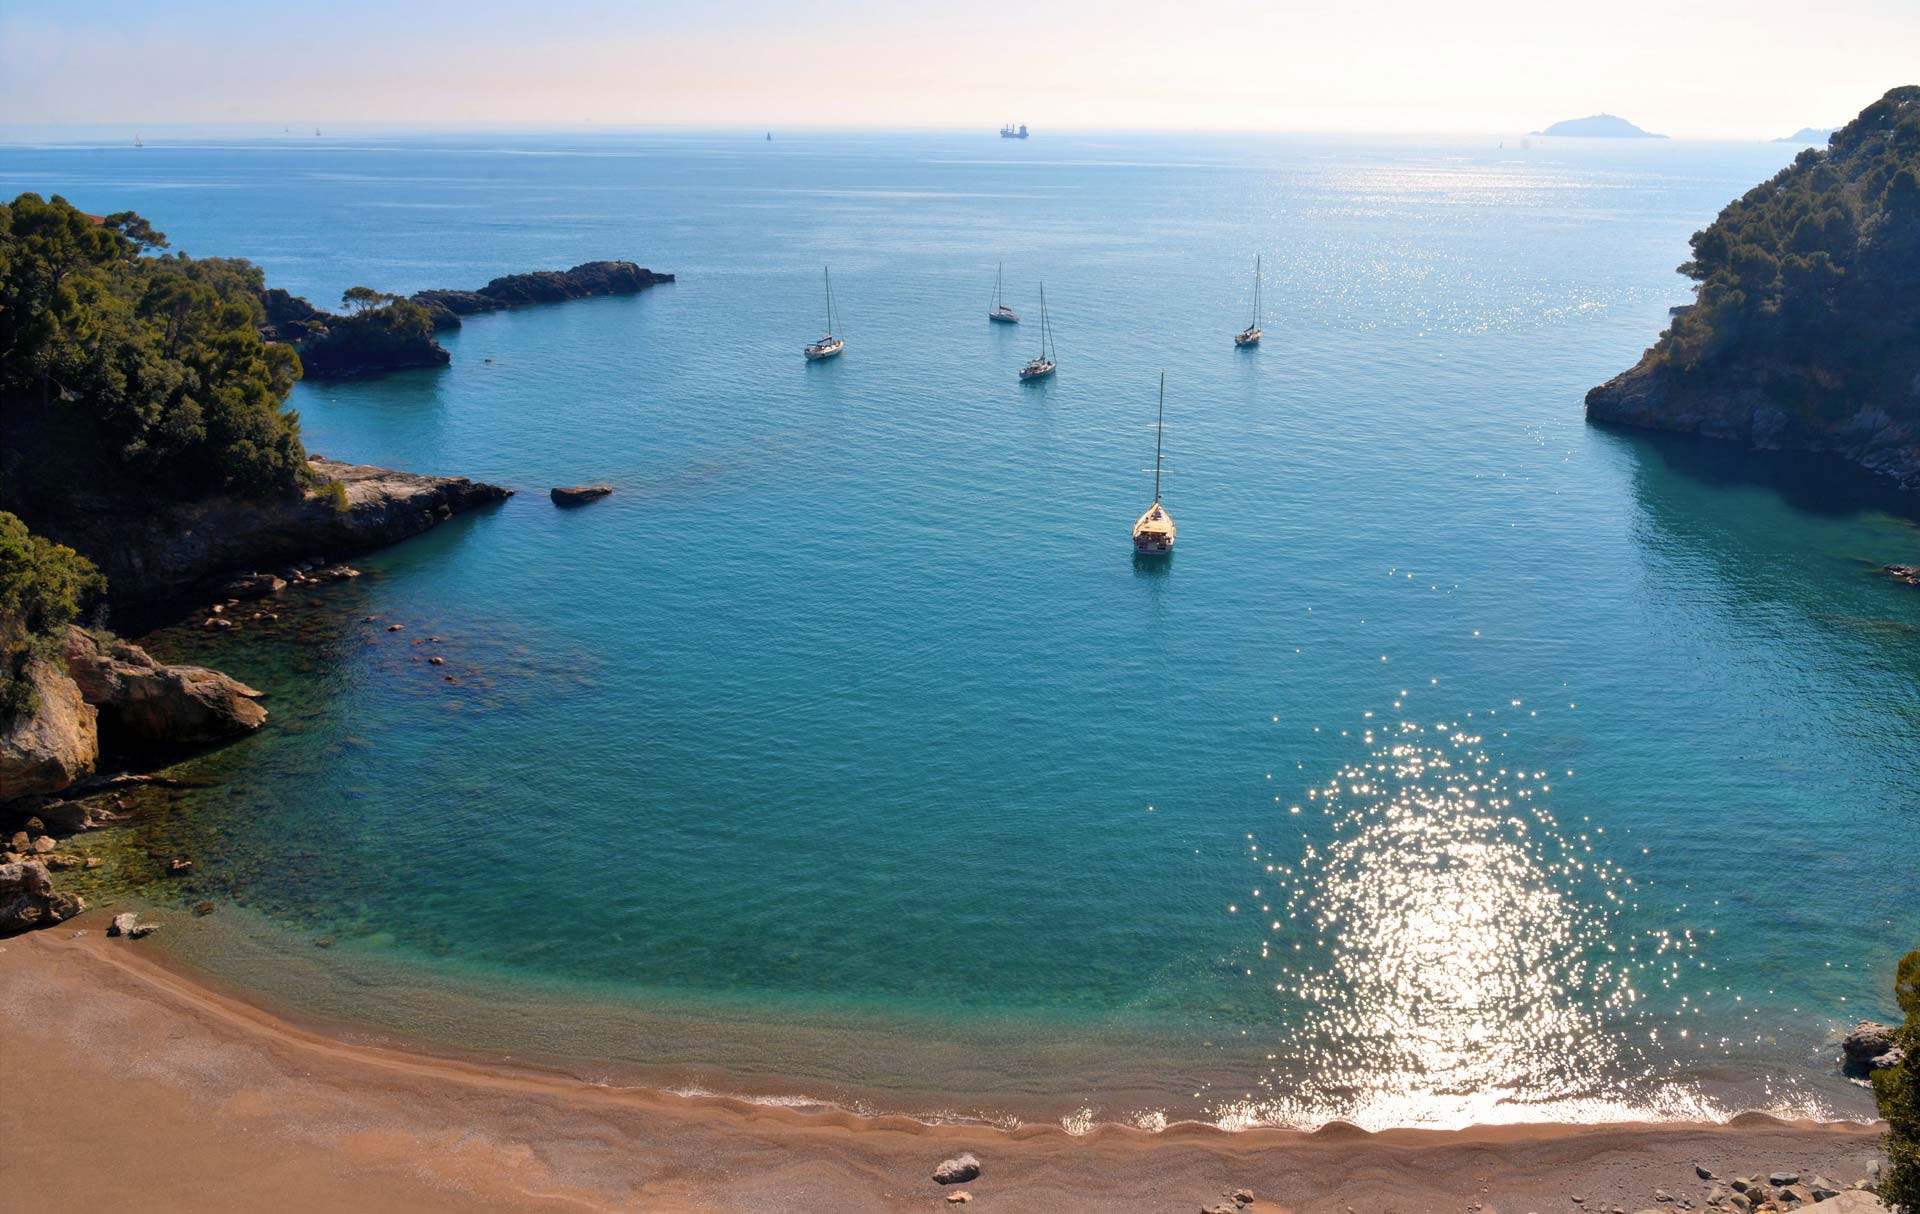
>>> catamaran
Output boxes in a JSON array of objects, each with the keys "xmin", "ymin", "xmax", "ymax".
[
  {"xmin": 988, "ymin": 263, "xmax": 1020, "ymax": 324},
  {"xmin": 1235, "ymin": 254, "xmax": 1263, "ymax": 347},
  {"xmin": 1018, "ymin": 284, "xmax": 1056, "ymax": 380},
  {"xmin": 1132, "ymin": 373, "xmax": 1176, "ymax": 557},
  {"xmin": 803, "ymin": 267, "xmax": 845, "ymax": 361}
]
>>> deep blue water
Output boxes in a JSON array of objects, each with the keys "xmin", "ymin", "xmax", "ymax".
[{"xmin": 5, "ymin": 130, "xmax": 1916, "ymax": 1131}]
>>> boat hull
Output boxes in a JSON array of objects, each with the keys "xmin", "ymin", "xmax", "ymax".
[
  {"xmin": 989, "ymin": 310, "xmax": 1020, "ymax": 324},
  {"xmin": 803, "ymin": 340, "xmax": 844, "ymax": 361},
  {"xmin": 1018, "ymin": 362, "xmax": 1055, "ymax": 381},
  {"xmin": 1235, "ymin": 329, "xmax": 1262, "ymax": 346}
]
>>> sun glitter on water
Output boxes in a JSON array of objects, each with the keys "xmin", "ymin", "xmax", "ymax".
[{"xmin": 1219, "ymin": 699, "xmax": 1697, "ymax": 1131}]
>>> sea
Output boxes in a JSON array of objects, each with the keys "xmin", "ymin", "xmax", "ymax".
[{"xmin": 3, "ymin": 127, "xmax": 1916, "ymax": 1134}]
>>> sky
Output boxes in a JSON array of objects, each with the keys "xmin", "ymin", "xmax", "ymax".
[{"xmin": 3, "ymin": 0, "xmax": 1916, "ymax": 139}]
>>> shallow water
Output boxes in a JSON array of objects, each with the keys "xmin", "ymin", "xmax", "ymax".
[{"xmin": 7, "ymin": 129, "xmax": 1917, "ymax": 1131}]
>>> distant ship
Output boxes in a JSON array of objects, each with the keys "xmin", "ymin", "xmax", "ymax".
[
  {"xmin": 1000, "ymin": 123, "xmax": 1030, "ymax": 139},
  {"xmin": 988, "ymin": 262, "xmax": 1019, "ymax": 324},
  {"xmin": 133, "ymin": 134, "xmax": 142, "ymax": 148},
  {"xmin": 803, "ymin": 267, "xmax": 845, "ymax": 361},
  {"xmin": 766, "ymin": 132, "xmax": 772, "ymax": 141}
]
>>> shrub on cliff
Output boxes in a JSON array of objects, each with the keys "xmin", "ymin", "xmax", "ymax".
[
  {"xmin": 0, "ymin": 510, "xmax": 103, "ymax": 718},
  {"xmin": 0, "ymin": 192, "xmax": 309, "ymax": 511},
  {"xmin": 1878, "ymin": 949, "xmax": 1920, "ymax": 1213},
  {"xmin": 1656, "ymin": 86, "xmax": 1919, "ymax": 416}
]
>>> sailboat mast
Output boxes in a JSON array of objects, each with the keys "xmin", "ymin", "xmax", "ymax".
[
  {"xmin": 1154, "ymin": 372, "xmax": 1165, "ymax": 503},
  {"xmin": 823, "ymin": 266, "xmax": 833, "ymax": 336},
  {"xmin": 1252, "ymin": 254, "xmax": 1261, "ymax": 328}
]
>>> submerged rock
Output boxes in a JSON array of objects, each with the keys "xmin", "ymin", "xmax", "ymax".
[
  {"xmin": 933, "ymin": 1154, "xmax": 981, "ymax": 1185},
  {"xmin": 550, "ymin": 485, "xmax": 614, "ymax": 506}
]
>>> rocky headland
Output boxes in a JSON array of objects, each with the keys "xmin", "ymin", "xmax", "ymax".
[
  {"xmin": 22, "ymin": 456, "xmax": 511, "ymax": 620},
  {"xmin": 267, "ymin": 260, "xmax": 674, "ymax": 378},
  {"xmin": 1586, "ymin": 86, "xmax": 1919, "ymax": 499},
  {"xmin": 413, "ymin": 260, "xmax": 673, "ymax": 330}
]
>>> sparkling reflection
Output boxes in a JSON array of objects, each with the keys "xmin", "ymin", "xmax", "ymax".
[{"xmin": 1230, "ymin": 712, "xmax": 1673, "ymax": 1129}]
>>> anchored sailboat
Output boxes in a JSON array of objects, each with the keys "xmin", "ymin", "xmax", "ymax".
[
  {"xmin": 1132, "ymin": 373, "xmax": 1175, "ymax": 557},
  {"xmin": 988, "ymin": 263, "xmax": 1020, "ymax": 324},
  {"xmin": 1018, "ymin": 284, "xmax": 1056, "ymax": 380},
  {"xmin": 1235, "ymin": 254, "xmax": 1263, "ymax": 347},
  {"xmin": 803, "ymin": 267, "xmax": 845, "ymax": 361}
]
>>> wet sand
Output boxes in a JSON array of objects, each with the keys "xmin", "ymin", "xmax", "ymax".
[{"xmin": 0, "ymin": 922, "xmax": 1887, "ymax": 1213}]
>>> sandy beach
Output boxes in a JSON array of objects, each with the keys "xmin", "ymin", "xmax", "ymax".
[{"xmin": 0, "ymin": 918, "xmax": 1888, "ymax": 1213}]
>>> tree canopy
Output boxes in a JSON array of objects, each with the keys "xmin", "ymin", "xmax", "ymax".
[
  {"xmin": 1657, "ymin": 86, "xmax": 1920, "ymax": 421},
  {"xmin": 0, "ymin": 192, "xmax": 309, "ymax": 507}
]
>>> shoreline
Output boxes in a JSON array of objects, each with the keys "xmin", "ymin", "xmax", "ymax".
[{"xmin": 0, "ymin": 922, "xmax": 1890, "ymax": 1212}]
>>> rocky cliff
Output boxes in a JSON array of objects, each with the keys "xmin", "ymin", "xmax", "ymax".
[
  {"xmin": 412, "ymin": 260, "xmax": 673, "ymax": 330},
  {"xmin": 1585, "ymin": 86, "xmax": 1919, "ymax": 496},
  {"xmin": 1586, "ymin": 358, "xmax": 1920, "ymax": 493},
  {"xmin": 24, "ymin": 456, "xmax": 511, "ymax": 620}
]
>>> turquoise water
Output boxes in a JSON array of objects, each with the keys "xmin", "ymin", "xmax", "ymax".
[{"xmin": 6, "ymin": 130, "xmax": 1917, "ymax": 1131}]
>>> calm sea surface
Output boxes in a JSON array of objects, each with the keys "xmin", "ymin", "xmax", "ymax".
[{"xmin": 5, "ymin": 129, "xmax": 1917, "ymax": 1131}]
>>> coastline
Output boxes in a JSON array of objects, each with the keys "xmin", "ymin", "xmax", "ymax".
[{"xmin": 0, "ymin": 923, "xmax": 1890, "ymax": 1212}]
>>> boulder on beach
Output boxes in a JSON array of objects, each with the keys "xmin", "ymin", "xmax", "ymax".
[
  {"xmin": 0, "ymin": 860, "xmax": 82, "ymax": 934},
  {"xmin": 551, "ymin": 485, "xmax": 614, "ymax": 506},
  {"xmin": 933, "ymin": 1153, "xmax": 981, "ymax": 1185}
]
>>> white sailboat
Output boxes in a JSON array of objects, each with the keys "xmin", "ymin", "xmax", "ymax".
[
  {"xmin": 988, "ymin": 263, "xmax": 1019, "ymax": 324},
  {"xmin": 1235, "ymin": 254, "xmax": 1263, "ymax": 347},
  {"xmin": 1018, "ymin": 283, "xmax": 1056, "ymax": 380},
  {"xmin": 803, "ymin": 267, "xmax": 845, "ymax": 361},
  {"xmin": 1132, "ymin": 373, "xmax": 1176, "ymax": 557}
]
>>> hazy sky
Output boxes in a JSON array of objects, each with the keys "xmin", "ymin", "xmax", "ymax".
[{"xmin": 3, "ymin": 0, "xmax": 1915, "ymax": 138}]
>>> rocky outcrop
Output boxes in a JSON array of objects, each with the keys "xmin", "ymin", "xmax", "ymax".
[
  {"xmin": 0, "ymin": 860, "xmax": 83, "ymax": 935},
  {"xmin": 0, "ymin": 657, "xmax": 98, "ymax": 799},
  {"xmin": 550, "ymin": 485, "xmax": 613, "ymax": 506},
  {"xmin": 259, "ymin": 288, "xmax": 328, "ymax": 342},
  {"xmin": 26, "ymin": 455, "xmax": 510, "ymax": 620},
  {"xmin": 295, "ymin": 311, "xmax": 451, "ymax": 380},
  {"xmin": 413, "ymin": 261, "xmax": 673, "ymax": 330},
  {"xmin": 1586, "ymin": 355, "xmax": 1920, "ymax": 495},
  {"xmin": 64, "ymin": 627, "xmax": 266, "ymax": 751},
  {"xmin": 1842, "ymin": 1019, "xmax": 1906, "ymax": 1072}
]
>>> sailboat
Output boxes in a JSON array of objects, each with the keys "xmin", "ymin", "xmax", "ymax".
[
  {"xmin": 803, "ymin": 267, "xmax": 845, "ymax": 361},
  {"xmin": 1018, "ymin": 283, "xmax": 1056, "ymax": 380},
  {"xmin": 133, "ymin": 134, "xmax": 143, "ymax": 148},
  {"xmin": 1132, "ymin": 373, "xmax": 1176, "ymax": 557},
  {"xmin": 988, "ymin": 263, "xmax": 1019, "ymax": 324},
  {"xmin": 1234, "ymin": 254, "xmax": 1263, "ymax": 346}
]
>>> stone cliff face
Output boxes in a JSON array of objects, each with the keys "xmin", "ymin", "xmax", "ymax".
[
  {"xmin": 0, "ymin": 659, "xmax": 98, "ymax": 800},
  {"xmin": 30, "ymin": 456, "xmax": 511, "ymax": 619},
  {"xmin": 1585, "ymin": 354, "xmax": 1920, "ymax": 494},
  {"xmin": 412, "ymin": 261, "xmax": 674, "ymax": 330}
]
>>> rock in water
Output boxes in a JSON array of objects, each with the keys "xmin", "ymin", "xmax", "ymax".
[
  {"xmin": 1842, "ymin": 1020, "xmax": 1902, "ymax": 1071},
  {"xmin": 108, "ymin": 912, "xmax": 139, "ymax": 936},
  {"xmin": 0, "ymin": 657, "xmax": 98, "ymax": 800},
  {"xmin": 551, "ymin": 485, "xmax": 614, "ymax": 506},
  {"xmin": 212, "ymin": 572, "xmax": 286, "ymax": 600},
  {"xmin": 63, "ymin": 626, "xmax": 267, "ymax": 750},
  {"xmin": 932, "ymin": 1153, "xmax": 981, "ymax": 1185}
]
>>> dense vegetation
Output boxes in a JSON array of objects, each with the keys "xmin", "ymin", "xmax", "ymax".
[
  {"xmin": 0, "ymin": 192, "xmax": 309, "ymax": 508},
  {"xmin": 1657, "ymin": 86, "xmax": 1920, "ymax": 418},
  {"xmin": 0, "ymin": 509, "xmax": 102, "ymax": 718},
  {"xmin": 1879, "ymin": 949, "xmax": 1920, "ymax": 1213}
]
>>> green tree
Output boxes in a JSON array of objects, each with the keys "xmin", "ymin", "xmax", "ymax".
[
  {"xmin": 0, "ymin": 510, "xmax": 103, "ymax": 646},
  {"xmin": 1878, "ymin": 949, "xmax": 1920, "ymax": 1213}
]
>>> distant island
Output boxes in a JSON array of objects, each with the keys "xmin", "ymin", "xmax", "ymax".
[
  {"xmin": 1586, "ymin": 85, "xmax": 1920, "ymax": 494},
  {"xmin": 1531, "ymin": 114, "xmax": 1667, "ymax": 138},
  {"xmin": 1775, "ymin": 127, "xmax": 1838, "ymax": 144}
]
